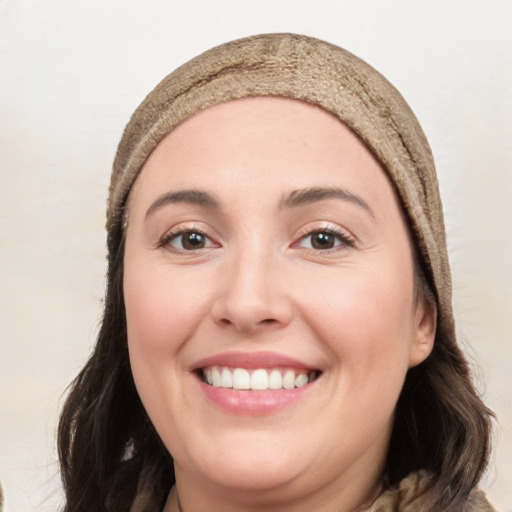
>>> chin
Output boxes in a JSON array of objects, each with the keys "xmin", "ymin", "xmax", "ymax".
[{"xmin": 177, "ymin": 429, "xmax": 309, "ymax": 493}]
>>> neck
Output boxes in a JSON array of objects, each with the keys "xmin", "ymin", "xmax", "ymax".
[
  {"xmin": 163, "ymin": 486, "xmax": 180, "ymax": 512},
  {"xmin": 163, "ymin": 471, "xmax": 383, "ymax": 512}
]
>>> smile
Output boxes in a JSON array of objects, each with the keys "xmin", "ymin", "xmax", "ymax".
[
  {"xmin": 192, "ymin": 352, "xmax": 322, "ymax": 414},
  {"xmin": 201, "ymin": 366, "xmax": 318, "ymax": 391}
]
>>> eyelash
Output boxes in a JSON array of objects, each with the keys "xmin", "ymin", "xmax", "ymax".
[
  {"xmin": 158, "ymin": 226, "xmax": 217, "ymax": 252},
  {"xmin": 158, "ymin": 225, "xmax": 355, "ymax": 253},
  {"xmin": 294, "ymin": 226, "xmax": 355, "ymax": 252}
]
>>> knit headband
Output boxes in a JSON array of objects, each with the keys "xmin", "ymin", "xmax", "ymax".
[{"xmin": 109, "ymin": 32, "xmax": 455, "ymax": 349}]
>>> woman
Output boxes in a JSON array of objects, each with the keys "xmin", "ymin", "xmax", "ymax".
[{"xmin": 58, "ymin": 33, "xmax": 494, "ymax": 511}]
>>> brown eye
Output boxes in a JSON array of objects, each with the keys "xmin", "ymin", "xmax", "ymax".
[
  {"xmin": 166, "ymin": 230, "xmax": 214, "ymax": 251},
  {"xmin": 297, "ymin": 229, "xmax": 354, "ymax": 251},
  {"xmin": 182, "ymin": 232, "xmax": 206, "ymax": 249},
  {"xmin": 311, "ymin": 232, "xmax": 336, "ymax": 249}
]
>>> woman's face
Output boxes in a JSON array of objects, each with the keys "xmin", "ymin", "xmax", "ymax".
[{"xmin": 124, "ymin": 97, "xmax": 435, "ymax": 507}]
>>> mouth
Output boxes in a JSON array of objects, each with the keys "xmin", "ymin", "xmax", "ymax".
[
  {"xmin": 191, "ymin": 352, "xmax": 322, "ymax": 414},
  {"xmin": 198, "ymin": 366, "xmax": 320, "ymax": 391}
]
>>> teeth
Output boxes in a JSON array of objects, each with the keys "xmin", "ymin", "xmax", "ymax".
[
  {"xmin": 221, "ymin": 367, "xmax": 233, "ymax": 388},
  {"xmin": 250, "ymin": 369, "xmax": 268, "ymax": 390},
  {"xmin": 268, "ymin": 369, "xmax": 283, "ymax": 389},
  {"xmin": 283, "ymin": 369, "xmax": 295, "ymax": 390},
  {"xmin": 212, "ymin": 367, "xmax": 221, "ymax": 387},
  {"xmin": 202, "ymin": 366, "xmax": 318, "ymax": 391},
  {"xmin": 295, "ymin": 374, "xmax": 309, "ymax": 388},
  {"xmin": 233, "ymin": 368, "xmax": 250, "ymax": 390}
]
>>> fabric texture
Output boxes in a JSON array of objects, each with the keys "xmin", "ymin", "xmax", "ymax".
[
  {"xmin": 108, "ymin": 32, "xmax": 456, "ymax": 363},
  {"xmin": 361, "ymin": 472, "xmax": 496, "ymax": 512},
  {"xmin": 128, "ymin": 472, "xmax": 496, "ymax": 512}
]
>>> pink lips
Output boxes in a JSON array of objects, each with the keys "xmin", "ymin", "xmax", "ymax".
[
  {"xmin": 192, "ymin": 351, "xmax": 314, "ymax": 371},
  {"xmin": 192, "ymin": 351, "xmax": 319, "ymax": 415}
]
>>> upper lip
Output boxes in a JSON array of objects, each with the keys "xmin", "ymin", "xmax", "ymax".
[{"xmin": 191, "ymin": 351, "xmax": 317, "ymax": 371}]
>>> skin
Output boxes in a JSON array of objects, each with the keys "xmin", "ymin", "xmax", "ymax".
[{"xmin": 123, "ymin": 97, "xmax": 436, "ymax": 512}]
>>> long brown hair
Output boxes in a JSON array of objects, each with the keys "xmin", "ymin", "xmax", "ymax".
[
  {"xmin": 59, "ymin": 32, "xmax": 494, "ymax": 511},
  {"xmin": 58, "ymin": 212, "xmax": 493, "ymax": 512},
  {"xmin": 58, "ymin": 224, "xmax": 172, "ymax": 511}
]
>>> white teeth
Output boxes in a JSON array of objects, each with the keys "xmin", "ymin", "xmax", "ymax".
[
  {"xmin": 283, "ymin": 370, "xmax": 295, "ymax": 390},
  {"xmin": 221, "ymin": 367, "xmax": 233, "ymax": 388},
  {"xmin": 295, "ymin": 373, "xmax": 309, "ymax": 388},
  {"xmin": 250, "ymin": 369, "xmax": 268, "ymax": 390},
  {"xmin": 232, "ymin": 368, "xmax": 251, "ymax": 390},
  {"xmin": 268, "ymin": 369, "xmax": 283, "ymax": 389},
  {"xmin": 202, "ymin": 366, "xmax": 318, "ymax": 391},
  {"xmin": 212, "ymin": 367, "xmax": 221, "ymax": 387}
]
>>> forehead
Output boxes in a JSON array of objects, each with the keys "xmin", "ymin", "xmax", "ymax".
[
  {"xmin": 129, "ymin": 97, "xmax": 398, "ymax": 216},
  {"xmin": 154, "ymin": 96, "xmax": 371, "ymax": 160}
]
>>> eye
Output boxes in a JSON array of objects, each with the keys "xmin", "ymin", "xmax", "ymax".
[
  {"xmin": 297, "ymin": 228, "xmax": 354, "ymax": 251},
  {"xmin": 161, "ymin": 229, "xmax": 217, "ymax": 251}
]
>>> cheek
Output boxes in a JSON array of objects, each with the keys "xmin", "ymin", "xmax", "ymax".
[
  {"xmin": 298, "ymin": 262, "xmax": 415, "ymax": 379},
  {"xmin": 124, "ymin": 262, "xmax": 210, "ymax": 356},
  {"xmin": 123, "ymin": 260, "xmax": 215, "ymax": 434},
  {"xmin": 123, "ymin": 263, "xmax": 183, "ymax": 409}
]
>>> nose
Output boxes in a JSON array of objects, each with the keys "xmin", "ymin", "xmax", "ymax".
[{"xmin": 210, "ymin": 250, "xmax": 294, "ymax": 335}]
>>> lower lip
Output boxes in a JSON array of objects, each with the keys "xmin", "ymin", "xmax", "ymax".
[{"xmin": 197, "ymin": 378, "xmax": 316, "ymax": 415}]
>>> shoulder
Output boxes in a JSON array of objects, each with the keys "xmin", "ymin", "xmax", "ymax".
[
  {"xmin": 466, "ymin": 488, "xmax": 496, "ymax": 512},
  {"xmin": 363, "ymin": 472, "xmax": 497, "ymax": 512}
]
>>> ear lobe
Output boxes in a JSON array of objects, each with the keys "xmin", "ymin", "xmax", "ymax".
[{"xmin": 409, "ymin": 299, "xmax": 437, "ymax": 368}]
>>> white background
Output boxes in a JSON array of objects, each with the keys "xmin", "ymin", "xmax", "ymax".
[{"xmin": 0, "ymin": 1, "xmax": 510, "ymax": 510}]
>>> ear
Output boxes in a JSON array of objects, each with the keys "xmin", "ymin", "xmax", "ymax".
[{"xmin": 408, "ymin": 298, "xmax": 437, "ymax": 368}]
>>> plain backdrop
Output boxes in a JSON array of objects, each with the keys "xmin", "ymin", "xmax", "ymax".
[{"xmin": 0, "ymin": 1, "xmax": 511, "ymax": 510}]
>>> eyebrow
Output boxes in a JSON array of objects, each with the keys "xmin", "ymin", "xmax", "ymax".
[
  {"xmin": 145, "ymin": 185, "xmax": 374, "ymax": 220},
  {"xmin": 280, "ymin": 187, "xmax": 374, "ymax": 217},
  {"xmin": 145, "ymin": 189, "xmax": 221, "ymax": 219}
]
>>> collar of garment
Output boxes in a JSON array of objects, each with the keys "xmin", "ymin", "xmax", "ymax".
[
  {"xmin": 359, "ymin": 471, "xmax": 495, "ymax": 512},
  {"xmin": 129, "ymin": 470, "xmax": 496, "ymax": 512}
]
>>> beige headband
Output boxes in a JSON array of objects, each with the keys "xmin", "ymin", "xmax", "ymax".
[{"xmin": 109, "ymin": 32, "xmax": 455, "ymax": 348}]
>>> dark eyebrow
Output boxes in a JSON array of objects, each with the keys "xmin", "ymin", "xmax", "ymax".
[
  {"xmin": 145, "ymin": 189, "xmax": 221, "ymax": 219},
  {"xmin": 280, "ymin": 187, "xmax": 374, "ymax": 217}
]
